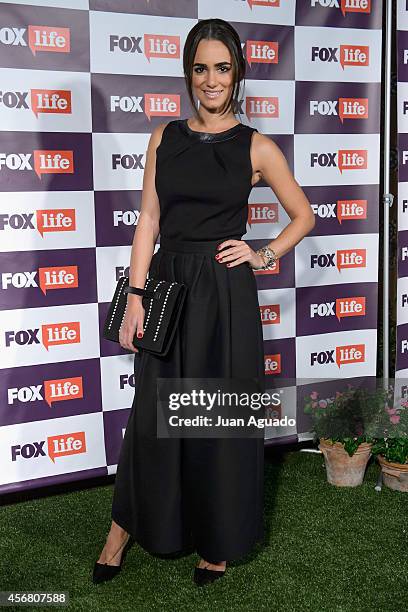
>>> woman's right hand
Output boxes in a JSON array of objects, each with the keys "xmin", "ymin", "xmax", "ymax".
[{"xmin": 119, "ymin": 294, "xmax": 145, "ymax": 353}]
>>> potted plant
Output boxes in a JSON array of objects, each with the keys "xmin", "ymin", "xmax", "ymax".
[
  {"xmin": 371, "ymin": 395, "xmax": 408, "ymax": 493},
  {"xmin": 303, "ymin": 384, "xmax": 386, "ymax": 487}
]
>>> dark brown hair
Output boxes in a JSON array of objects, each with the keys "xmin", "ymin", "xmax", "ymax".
[{"xmin": 183, "ymin": 19, "xmax": 246, "ymax": 119}]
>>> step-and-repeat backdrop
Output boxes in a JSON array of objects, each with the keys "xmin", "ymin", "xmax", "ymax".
[
  {"xmin": 397, "ymin": 2, "xmax": 408, "ymax": 386},
  {"xmin": 0, "ymin": 0, "xmax": 383, "ymax": 493}
]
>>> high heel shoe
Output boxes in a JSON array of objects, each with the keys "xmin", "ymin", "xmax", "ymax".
[
  {"xmin": 92, "ymin": 535, "xmax": 134, "ymax": 584},
  {"xmin": 193, "ymin": 560, "xmax": 226, "ymax": 587}
]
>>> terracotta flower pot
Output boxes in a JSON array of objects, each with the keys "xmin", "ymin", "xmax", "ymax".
[
  {"xmin": 318, "ymin": 438, "xmax": 372, "ymax": 487},
  {"xmin": 378, "ymin": 455, "xmax": 408, "ymax": 493}
]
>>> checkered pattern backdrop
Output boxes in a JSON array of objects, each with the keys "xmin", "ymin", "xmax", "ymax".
[
  {"xmin": 0, "ymin": 0, "xmax": 383, "ymax": 494},
  {"xmin": 396, "ymin": 1, "xmax": 408, "ymax": 386}
]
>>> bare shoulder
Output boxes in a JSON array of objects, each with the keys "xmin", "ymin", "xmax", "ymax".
[
  {"xmin": 251, "ymin": 130, "xmax": 288, "ymax": 170},
  {"xmin": 148, "ymin": 121, "xmax": 173, "ymax": 152},
  {"xmin": 251, "ymin": 130, "xmax": 282, "ymax": 156}
]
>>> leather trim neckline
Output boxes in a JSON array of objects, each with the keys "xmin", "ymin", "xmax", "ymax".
[{"xmin": 179, "ymin": 119, "xmax": 245, "ymax": 143}]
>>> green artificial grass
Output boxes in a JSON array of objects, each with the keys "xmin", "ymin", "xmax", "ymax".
[{"xmin": 0, "ymin": 450, "xmax": 406, "ymax": 612}]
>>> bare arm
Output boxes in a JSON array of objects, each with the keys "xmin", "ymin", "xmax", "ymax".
[
  {"xmin": 216, "ymin": 132, "xmax": 315, "ymax": 270},
  {"xmin": 119, "ymin": 122, "xmax": 166, "ymax": 352},
  {"xmin": 251, "ymin": 132, "xmax": 315, "ymax": 260},
  {"xmin": 127, "ymin": 123, "xmax": 166, "ymax": 294}
]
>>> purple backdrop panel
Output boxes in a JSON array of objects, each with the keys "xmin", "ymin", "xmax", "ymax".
[
  {"xmin": 0, "ymin": 132, "xmax": 93, "ymax": 192},
  {"xmin": 295, "ymin": 82, "xmax": 381, "ymax": 135},
  {"xmin": 398, "ymin": 229, "xmax": 408, "ymax": 279},
  {"xmin": 296, "ymin": 0, "xmax": 382, "ymax": 29},
  {"xmin": 230, "ymin": 22, "xmax": 295, "ymax": 81},
  {"xmin": 0, "ymin": 3, "xmax": 90, "ymax": 72},
  {"xmin": 95, "ymin": 190, "xmax": 141, "ymax": 247},
  {"xmin": 398, "ymin": 28, "xmax": 408, "ymax": 83},
  {"xmin": 0, "ymin": 358, "xmax": 102, "ymax": 427},
  {"xmin": 396, "ymin": 323, "xmax": 408, "ymax": 371},
  {"xmin": 91, "ymin": 74, "xmax": 189, "ymax": 133},
  {"xmin": 399, "ymin": 134, "xmax": 408, "ymax": 183},
  {"xmin": 304, "ymin": 184, "xmax": 379, "ymax": 236},
  {"xmin": 0, "ymin": 248, "xmax": 97, "ymax": 310},
  {"xmin": 263, "ymin": 337, "xmax": 296, "ymax": 381},
  {"xmin": 90, "ymin": 0, "xmax": 198, "ymax": 18},
  {"xmin": 103, "ymin": 407, "xmax": 131, "ymax": 467},
  {"xmin": 296, "ymin": 282, "xmax": 378, "ymax": 336}
]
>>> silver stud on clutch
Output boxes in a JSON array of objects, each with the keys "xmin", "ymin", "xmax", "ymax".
[{"xmin": 153, "ymin": 282, "xmax": 177, "ymax": 341}]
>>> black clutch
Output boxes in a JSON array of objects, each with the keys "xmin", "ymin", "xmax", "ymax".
[{"xmin": 103, "ymin": 276, "xmax": 188, "ymax": 357}]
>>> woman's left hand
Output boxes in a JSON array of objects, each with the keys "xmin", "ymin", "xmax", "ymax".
[{"xmin": 215, "ymin": 239, "xmax": 265, "ymax": 270}]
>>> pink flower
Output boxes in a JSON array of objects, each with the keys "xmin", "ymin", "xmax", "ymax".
[
  {"xmin": 310, "ymin": 391, "xmax": 318, "ymax": 400},
  {"xmin": 386, "ymin": 407, "xmax": 397, "ymax": 416},
  {"xmin": 390, "ymin": 415, "xmax": 400, "ymax": 425},
  {"xmin": 318, "ymin": 399, "xmax": 327, "ymax": 409},
  {"xmin": 335, "ymin": 391, "xmax": 343, "ymax": 398},
  {"xmin": 401, "ymin": 400, "xmax": 408, "ymax": 408}
]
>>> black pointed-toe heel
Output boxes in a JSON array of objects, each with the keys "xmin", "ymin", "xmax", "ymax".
[
  {"xmin": 193, "ymin": 561, "xmax": 226, "ymax": 587},
  {"xmin": 92, "ymin": 536, "xmax": 134, "ymax": 584}
]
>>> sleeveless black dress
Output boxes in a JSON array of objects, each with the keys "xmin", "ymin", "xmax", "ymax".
[{"xmin": 111, "ymin": 118, "xmax": 265, "ymax": 563}]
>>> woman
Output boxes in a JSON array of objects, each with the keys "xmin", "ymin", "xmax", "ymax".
[{"xmin": 93, "ymin": 18, "xmax": 315, "ymax": 587}]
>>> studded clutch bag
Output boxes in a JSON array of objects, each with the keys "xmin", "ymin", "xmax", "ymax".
[{"xmin": 103, "ymin": 276, "xmax": 188, "ymax": 357}]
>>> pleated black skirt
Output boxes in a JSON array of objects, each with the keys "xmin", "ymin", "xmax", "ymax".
[{"xmin": 111, "ymin": 237, "xmax": 265, "ymax": 563}]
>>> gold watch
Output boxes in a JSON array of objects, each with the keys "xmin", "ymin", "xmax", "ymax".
[{"xmin": 255, "ymin": 245, "xmax": 278, "ymax": 270}]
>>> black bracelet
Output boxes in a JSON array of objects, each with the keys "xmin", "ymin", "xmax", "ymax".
[{"xmin": 124, "ymin": 286, "xmax": 158, "ymax": 300}]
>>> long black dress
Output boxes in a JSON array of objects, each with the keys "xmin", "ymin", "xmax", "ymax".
[{"xmin": 111, "ymin": 118, "xmax": 265, "ymax": 563}]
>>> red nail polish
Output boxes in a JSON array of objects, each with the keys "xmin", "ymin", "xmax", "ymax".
[
  {"xmin": 215, "ymin": 254, "xmax": 219, "ymax": 259},
  {"xmin": 137, "ymin": 333, "xmax": 143, "ymax": 338}
]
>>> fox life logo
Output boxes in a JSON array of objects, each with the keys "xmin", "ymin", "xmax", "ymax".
[{"xmin": 11, "ymin": 432, "xmax": 86, "ymax": 463}]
